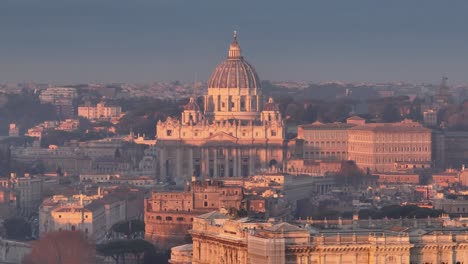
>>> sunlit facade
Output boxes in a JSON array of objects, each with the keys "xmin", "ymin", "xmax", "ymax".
[{"xmin": 156, "ymin": 33, "xmax": 286, "ymax": 180}]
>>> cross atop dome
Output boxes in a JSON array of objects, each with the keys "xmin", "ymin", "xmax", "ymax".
[{"xmin": 228, "ymin": 31, "xmax": 242, "ymax": 58}]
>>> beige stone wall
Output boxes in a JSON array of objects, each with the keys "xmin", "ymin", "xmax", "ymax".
[
  {"xmin": 78, "ymin": 104, "xmax": 121, "ymax": 119},
  {"xmin": 348, "ymin": 123, "xmax": 431, "ymax": 172},
  {"xmin": 144, "ymin": 181, "xmax": 244, "ymax": 249},
  {"xmin": 297, "ymin": 124, "xmax": 351, "ymax": 161}
]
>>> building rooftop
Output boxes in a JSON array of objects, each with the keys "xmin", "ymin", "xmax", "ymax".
[
  {"xmin": 299, "ymin": 121, "xmax": 356, "ymax": 130},
  {"xmin": 349, "ymin": 120, "xmax": 430, "ymax": 133},
  {"xmin": 197, "ymin": 211, "xmax": 229, "ymax": 220}
]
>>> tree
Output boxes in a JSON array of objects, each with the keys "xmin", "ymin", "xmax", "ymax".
[
  {"xmin": 97, "ymin": 239, "xmax": 155, "ymax": 264},
  {"xmin": 142, "ymin": 248, "xmax": 170, "ymax": 264},
  {"xmin": 3, "ymin": 217, "xmax": 31, "ymax": 240},
  {"xmin": 337, "ymin": 160, "xmax": 365, "ymax": 187},
  {"xmin": 358, "ymin": 205, "xmax": 444, "ymax": 219},
  {"xmin": 23, "ymin": 231, "xmax": 95, "ymax": 264},
  {"xmin": 381, "ymin": 103, "xmax": 401, "ymax": 122},
  {"xmin": 111, "ymin": 219, "xmax": 145, "ymax": 239}
]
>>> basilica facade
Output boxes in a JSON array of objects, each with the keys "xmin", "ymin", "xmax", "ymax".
[{"xmin": 156, "ymin": 32, "xmax": 286, "ymax": 180}]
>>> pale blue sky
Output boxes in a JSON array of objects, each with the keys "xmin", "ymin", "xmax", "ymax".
[{"xmin": 0, "ymin": 0, "xmax": 467, "ymax": 83}]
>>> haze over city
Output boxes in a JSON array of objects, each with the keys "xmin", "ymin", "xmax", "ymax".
[
  {"xmin": 3, "ymin": 1, "xmax": 468, "ymax": 264},
  {"xmin": 1, "ymin": 0, "xmax": 468, "ymax": 83}
]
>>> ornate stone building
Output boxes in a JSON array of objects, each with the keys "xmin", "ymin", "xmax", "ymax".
[
  {"xmin": 156, "ymin": 32, "xmax": 286, "ymax": 180},
  {"xmin": 144, "ymin": 179, "xmax": 245, "ymax": 248},
  {"xmin": 348, "ymin": 119, "xmax": 432, "ymax": 173},
  {"xmin": 171, "ymin": 212, "xmax": 468, "ymax": 264}
]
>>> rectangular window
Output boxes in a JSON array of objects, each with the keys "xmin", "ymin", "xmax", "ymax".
[
  {"xmin": 271, "ymin": 131, "xmax": 277, "ymax": 136},
  {"xmin": 166, "ymin": 130, "xmax": 172, "ymax": 136}
]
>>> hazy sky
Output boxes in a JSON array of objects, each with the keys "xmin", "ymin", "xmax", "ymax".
[{"xmin": 1, "ymin": 0, "xmax": 467, "ymax": 84}]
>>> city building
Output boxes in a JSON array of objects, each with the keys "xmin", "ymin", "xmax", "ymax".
[
  {"xmin": 296, "ymin": 121, "xmax": 355, "ymax": 161},
  {"xmin": 432, "ymin": 196, "xmax": 468, "ymax": 216},
  {"xmin": 26, "ymin": 119, "xmax": 79, "ymax": 138},
  {"xmin": 26, "ymin": 127, "xmax": 44, "ymax": 139},
  {"xmin": 432, "ymin": 130, "xmax": 468, "ymax": 170},
  {"xmin": 375, "ymin": 173, "xmax": 420, "ymax": 184},
  {"xmin": 78, "ymin": 101, "xmax": 122, "ymax": 119},
  {"xmin": 11, "ymin": 143, "xmax": 93, "ymax": 175},
  {"xmin": 8, "ymin": 123, "xmax": 19, "ymax": 137},
  {"xmin": 432, "ymin": 171, "xmax": 458, "ymax": 187},
  {"xmin": 39, "ymin": 87, "xmax": 77, "ymax": 104},
  {"xmin": 39, "ymin": 187, "xmax": 144, "ymax": 242},
  {"xmin": 434, "ymin": 77, "xmax": 453, "ymax": 106},
  {"xmin": 155, "ymin": 32, "xmax": 286, "ymax": 181},
  {"xmin": 0, "ymin": 187, "xmax": 17, "ymax": 219},
  {"xmin": 79, "ymin": 174, "xmax": 156, "ymax": 187},
  {"xmin": 0, "ymin": 173, "xmax": 43, "ymax": 215},
  {"xmin": 348, "ymin": 119, "xmax": 431, "ymax": 172},
  {"xmin": 423, "ymin": 109, "xmax": 438, "ymax": 127},
  {"xmin": 39, "ymin": 87, "xmax": 77, "ymax": 119},
  {"xmin": 171, "ymin": 212, "xmax": 468, "ymax": 264},
  {"xmin": 144, "ymin": 179, "xmax": 244, "ymax": 248}
]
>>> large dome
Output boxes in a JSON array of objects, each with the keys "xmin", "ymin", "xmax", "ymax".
[{"xmin": 208, "ymin": 32, "xmax": 261, "ymax": 90}]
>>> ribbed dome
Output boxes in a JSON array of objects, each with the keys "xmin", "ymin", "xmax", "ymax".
[{"xmin": 208, "ymin": 32, "xmax": 261, "ymax": 90}]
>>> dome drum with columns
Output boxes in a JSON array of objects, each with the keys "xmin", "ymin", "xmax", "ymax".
[{"xmin": 156, "ymin": 32, "xmax": 286, "ymax": 180}]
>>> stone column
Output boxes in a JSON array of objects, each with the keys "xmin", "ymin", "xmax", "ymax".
[
  {"xmin": 249, "ymin": 148, "xmax": 255, "ymax": 175},
  {"xmin": 257, "ymin": 94, "xmax": 260, "ymax": 112},
  {"xmin": 204, "ymin": 95, "xmax": 208, "ymax": 112},
  {"xmin": 159, "ymin": 147, "xmax": 166, "ymax": 180},
  {"xmin": 233, "ymin": 148, "xmax": 238, "ymax": 177},
  {"xmin": 189, "ymin": 148, "xmax": 194, "ymax": 177},
  {"xmin": 213, "ymin": 148, "xmax": 218, "ymax": 178},
  {"xmin": 205, "ymin": 148, "xmax": 210, "ymax": 179},
  {"xmin": 224, "ymin": 148, "xmax": 229, "ymax": 177},
  {"xmin": 175, "ymin": 147, "xmax": 181, "ymax": 178},
  {"xmin": 201, "ymin": 148, "xmax": 206, "ymax": 179}
]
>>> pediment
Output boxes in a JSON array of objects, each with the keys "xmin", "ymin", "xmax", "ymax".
[{"xmin": 206, "ymin": 132, "xmax": 238, "ymax": 142}]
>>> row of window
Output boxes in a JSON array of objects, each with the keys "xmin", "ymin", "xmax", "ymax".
[
  {"xmin": 349, "ymin": 146, "xmax": 430, "ymax": 152},
  {"xmin": 305, "ymin": 141, "xmax": 347, "ymax": 145},
  {"xmin": 174, "ymin": 130, "xmax": 278, "ymax": 138},
  {"xmin": 148, "ymin": 215, "xmax": 194, "ymax": 222}
]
